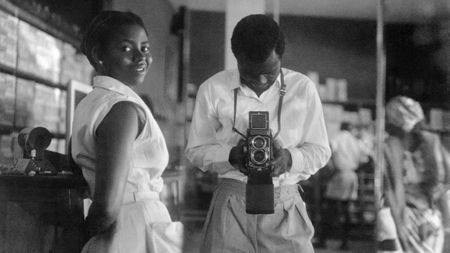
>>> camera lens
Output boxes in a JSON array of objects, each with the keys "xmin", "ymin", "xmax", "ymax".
[
  {"xmin": 251, "ymin": 136, "xmax": 266, "ymax": 148},
  {"xmin": 251, "ymin": 150, "xmax": 268, "ymax": 164}
]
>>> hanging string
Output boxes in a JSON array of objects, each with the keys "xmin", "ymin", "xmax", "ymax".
[{"xmin": 232, "ymin": 70, "xmax": 286, "ymax": 138}]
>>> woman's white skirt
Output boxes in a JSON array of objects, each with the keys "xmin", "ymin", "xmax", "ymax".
[{"xmin": 81, "ymin": 194, "xmax": 183, "ymax": 253}]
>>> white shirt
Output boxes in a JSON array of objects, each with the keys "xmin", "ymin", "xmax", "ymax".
[
  {"xmin": 185, "ymin": 68, "xmax": 331, "ymax": 186},
  {"xmin": 71, "ymin": 76, "xmax": 169, "ymax": 197},
  {"xmin": 330, "ymin": 130, "xmax": 365, "ymax": 172}
]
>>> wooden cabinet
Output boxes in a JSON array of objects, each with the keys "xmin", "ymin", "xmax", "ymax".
[
  {"xmin": 0, "ymin": 0, "xmax": 95, "ymax": 158},
  {"xmin": 0, "ymin": 175, "xmax": 87, "ymax": 253}
]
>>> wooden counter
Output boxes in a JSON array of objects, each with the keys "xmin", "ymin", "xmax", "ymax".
[
  {"xmin": 0, "ymin": 174, "xmax": 87, "ymax": 253},
  {"xmin": 0, "ymin": 170, "xmax": 183, "ymax": 253}
]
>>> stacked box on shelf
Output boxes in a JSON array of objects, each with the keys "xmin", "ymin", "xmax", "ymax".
[
  {"xmin": 322, "ymin": 104, "xmax": 343, "ymax": 139},
  {"xmin": 34, "ymin": 25, "xmax": 63, "ymax": 84},
  {"xmin": 0, "ymin": 134, "xmax": 14, "ymax": 172},
  {"xmin": 33, "ymin": 83, "xmax": 61, "ymax": 133},
  {"xmin": 0, "ymin": 73, "xmax": 15, "ymax": 126},
  {"xmin": 428, "ymin": 108, "xmax": 450, "ymax": 149},
  {"xmin": 358, "ymin": 108, "xmax": 373, "ymax": 125},
  {"xmin": 15, "ymin": 79, "xmax": 63, "ymax": 134},
  {"xmin": 58, "ymin": 91, "xmax": 67, "ymax": 135},
  {"xmin": 0, "ymin": 9, "xmax": 18, "ymax": 69},
  {"xmin": 60, "ymin": 42, "xmax": 83, "ymax": 85},
  {"xmin": 324, "ymin": 78, "xmax": 348, "ymax": 102},
  {"xmin": 441, "ymin": 110, "xmax": 450, "ymax": 151},
  {"xmin": 17, "ymin": 20, "xmax": 62, "ymax": 84},
  {"xmin": 79, "ymin": 54, "xmax": 94, "ymax": 84},
  {"xmin": 60, "ymin": 42, "xmax": 94, "ymax": 85},
  {"xmin": 429, "ymin": 108, "xmax": 443, "ymax": 129},
  {"xmin": 15, "ymin": 78, "xmax": 35, "ymax": 128}
]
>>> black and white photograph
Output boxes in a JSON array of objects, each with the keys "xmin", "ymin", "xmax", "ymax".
[{"xmin": 0, "ymin": 0, "xmax": 449, "ymax": 252}]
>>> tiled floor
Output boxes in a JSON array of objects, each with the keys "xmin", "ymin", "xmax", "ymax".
[
  {"xmin": 314, "ymin": 240, "xmax": 376, "ymax": 253},
  {"xmin": 181, "ymin": 209, "xmax": 450, "ymax": 253},
  {"xmin": 182, "ymin": 219, "xmax": 376, "ymax": 253}
]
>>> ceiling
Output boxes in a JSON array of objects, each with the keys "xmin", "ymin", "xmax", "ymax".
[{"xmin": 168, "ymin": 0, "xmax": 450, "ymax": 23}]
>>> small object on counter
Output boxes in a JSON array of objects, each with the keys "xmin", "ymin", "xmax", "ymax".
[
  {"xmin": 28, "ymin": 170, "xmax": 36, "ymax": 176},
  {"xmin": 59, "ymin": 170, "xmax": 73, "ymax": 175},
  {"xmin": 38, "ymin": 170, "xmax": 55, "ymax": 176}
]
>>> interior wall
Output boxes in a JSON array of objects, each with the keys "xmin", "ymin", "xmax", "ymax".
[
  {"xmin": 189, "ymin": 11, "xmax": 226, "ymax": 86},
  {"xmin": 281, "ymin": 16, "xmax": 376, "ymax": 100},
  {"xmin": 189, "ymin": 11, "xmax": 377, "ymax": 101},
  {"xmin": 385, "ymin": 22, "xmax": 448, "ymax": 104}
]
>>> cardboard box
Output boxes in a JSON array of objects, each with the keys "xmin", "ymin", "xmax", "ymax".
[{"xmin": 0, "ymin": 73, "xmax": 15, "ymax": 126}]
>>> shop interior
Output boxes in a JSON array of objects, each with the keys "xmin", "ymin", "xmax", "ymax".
[{"xmin": 0, "ymin": 0, "xmax": 449, "ymax": 252}]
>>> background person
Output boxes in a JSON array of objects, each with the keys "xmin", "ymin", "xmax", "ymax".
[
  {"xmin": 185, "ymin": 14, "xmax": 331, "ymax": 253},
  {"xmin": 315, "ymin": 122, "xmax": 371, "ymax": 250},
  {"xmin": 378, "ymin": 96, "xmax": 450, "ymax": 253},
  {"xmin": 71, "ymin": 10, "xmax": 182, "ymax": 252}
]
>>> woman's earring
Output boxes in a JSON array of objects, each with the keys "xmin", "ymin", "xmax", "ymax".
[{"xmin": 98, "ymin": 60, "xmax": 103, "ymax": 65}]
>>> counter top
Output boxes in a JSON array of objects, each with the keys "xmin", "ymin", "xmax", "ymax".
[
  {"xmin": 0, "ymin": 174, "xmax": 87, "ymax": 189},
  {"xmin": 0, "ymin": 169, "xmax": 182, "ymax": 189}
]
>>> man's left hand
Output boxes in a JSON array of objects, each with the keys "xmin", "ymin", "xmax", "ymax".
[{"xmin": 270, "ymin": 140, "xmax": 292, "ymax": 176}]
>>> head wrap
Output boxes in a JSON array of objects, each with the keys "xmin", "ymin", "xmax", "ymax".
[{"xmin": 386, "ymin": 96, "xmax": 424, "ymax": 132}]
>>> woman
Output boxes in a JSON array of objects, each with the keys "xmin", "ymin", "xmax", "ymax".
[
  {"xmin": 380, "ymin": 96, "xmax": 449, "ymax": 253},
  {"xmin": 71, "ymin": 11, "xmax": 182, "ymax": 252}
]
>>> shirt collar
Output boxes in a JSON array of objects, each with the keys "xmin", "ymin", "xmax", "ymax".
[
  {"xmin": 231, "ymin": 68, "xmax": 283, "ymax": 91},
  {"xmin": 93, "ymin": 75, "xmax": 137, "ymax": 96}
]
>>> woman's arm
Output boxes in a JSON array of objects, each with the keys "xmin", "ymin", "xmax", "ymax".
[{"xmin": 85, "ymin": 101, "xmax": 140, "ymax": 238}]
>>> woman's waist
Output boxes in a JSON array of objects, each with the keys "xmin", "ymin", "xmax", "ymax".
[
  {"xmin": 125, "ymin": 175, "xmax": 164, "ymax": 193},
  {"xmin": 82, "ymin": 168, "xmax": 164, "ymax": 197}
]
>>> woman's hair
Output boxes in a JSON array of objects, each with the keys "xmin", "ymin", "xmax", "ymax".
[
  {"xmin": 231, "ymin": 14, "xmax": 285, "ymax": 63},
  {"xmin": 81, "ymin": 11, "xmax": 148, "ymax": 69}
]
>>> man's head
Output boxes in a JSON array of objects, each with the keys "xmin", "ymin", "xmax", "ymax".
[
  {"xmin": 231, "ymin": 14, "xmax": 285, "ymax": 62},
  {"xmin": 231, "ymin": 15, "xmax": 285, "ymax": 95}
]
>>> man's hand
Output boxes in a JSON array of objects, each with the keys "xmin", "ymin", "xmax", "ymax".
[
  {"xmin": 229, "ymin": 139, "xmax": 248, "ymax": 173},
  {"xmin": 396, "ymin": 222, "xmax": 411, "ymax": 252},
  {"xmin": 270, "ymin": 140, "xmax": 292, "ymax": 176},
  {"xmin": 392, "ymin": 209, "xmax": 411, "ymax": 252}
]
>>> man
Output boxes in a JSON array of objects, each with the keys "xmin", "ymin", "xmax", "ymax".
[
  {"xmin": 317, "ymin": 122, "xmax": 371, "ymax": 250},
  {"xmin": 185, "ymin": 14, "xmax": 331, "ymax": 253}
]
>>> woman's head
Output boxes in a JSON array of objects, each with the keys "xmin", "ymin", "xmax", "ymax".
[
  {"xmin": 81, "ymin": 11, "xmax": 152, "ymax": 86},
  {"xmin": 386, "ymin": 96, "xmax": 424, "ymax": 135}
]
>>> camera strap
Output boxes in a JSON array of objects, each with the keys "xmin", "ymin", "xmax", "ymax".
[{"xmin": 232, "ymin": 70, "xmax": 287, "ymax": 139}]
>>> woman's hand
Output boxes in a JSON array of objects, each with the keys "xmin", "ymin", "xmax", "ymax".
[
  {"xmin": 85, "ymin": 101, "xmax": 139, "ymax": 241},
  {"xmin": 419, "ymin": 220, "xmax": 439, "ymax": 241},
  {"xmin": 84, "ymin": 203, "xmax": 117, "ymax": 241}
]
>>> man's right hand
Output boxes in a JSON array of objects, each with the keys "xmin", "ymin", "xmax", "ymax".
[{"xmin": 228, "ymin": 139, "xmax": 247, "ymax": 172}]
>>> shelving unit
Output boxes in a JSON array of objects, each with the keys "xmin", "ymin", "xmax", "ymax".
[
  {"xmin": 0, "ymin": 0, "xmax": 94, "ymax": 169},
  {"xmin": 304, "ymin": 98, "xmax": 377, "ymax": 240}
]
